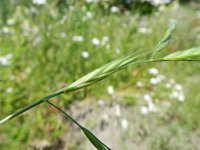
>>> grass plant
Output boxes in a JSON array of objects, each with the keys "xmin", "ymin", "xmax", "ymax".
[{"xmin": 1, "ymin": 21, "xmax": 200, "ymax": 149}]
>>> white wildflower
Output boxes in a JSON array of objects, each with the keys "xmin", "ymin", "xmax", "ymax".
[
  {"xmin": 151, "ymin": 0, "xmax": 171, "ymax": 6},
  {"xmin": 110, "ymin": 6, "xmax": 120, "ymax": 13},
  {"xmin": 157, "ymin": 74, "xmax": 165, "ymax": 81},
  {"xmin": 102, "ymin": 114, "xmax": 109, "ymax": 121},
  {"xmin": 159, "ymin": 5, "xmax": 166, "ymax": 12},
  {"xmin": 148, "ymin": 67, "xmax": 159, "ymax": 75},
  {"xmin": 165, "ymin": 82, "xmax": 172, "ymax": 89},
  {"xmin": 115, "ymin": 48, "xmax": 121, "ymax": 54},
  {"xmin": 107, "ymin": 85, "xmax": 114, "ymax": 95},
  {"xmin": 86, "ymin": 0, "xmax": 93, "ymax": 3},
  {"xmin": 69, "ymin": 6, "xmax": 74, "ymax": 10},
  {"xmin": 169, "ymin": 79, "xmax": 175, "ymax": 84},
  {"xmin": 150, "ymin": 77, "xmax": 160, "ymax": 85},
  {"xmin": 144, "ymin": 94, "xmax": 157, "ymax": 112},
  {"xmin": 97, "ymin": 99, "xmax": 105, "ymax": 107},
  {"xmin": 32, "ymin": 26, "xmax": 39, "ymax": 34},
  {"xmin": 169, "ymin": 18, "xmax": 176, "ymax": 25},
  {"xmin": 114, "ymin": 104, "xmax": 121, "ymax": 117},
  {"xmin": 170, "ymin": 90, "xmax": 179, "ymax": 99},
  {"xmin": 73, "ymin": 35, "xmax": 84, "ymax": 42},
  {"xmin": 86, "ymin": 11, "xmax": 93, "ymax": 18},
  {"xmin": 170, "ymin": 88, "xmax": 185, "ymax": 102},
  {"xmin": 175, "ymin": 84, "xmax": 183, "ymax": 91},
  {"xmin": 121, "ymin": 118, "xmax": 128, "ymax": 130},
  {"xmin": 60, "ymin": 32, "xmax": 67, "ymax": 38},
  {"xmin": 22, "ymin": 21, "xmax": 30, "ymax": 35},
  {"xmin": 6, "ymin": 87, "xmax": 13, "ymax": 93},
  {"xmin": 2, "ymin": 27, "xmax": 10, "ymax": 33},
  {"xmin": 140, "ymin": 106, "xmax": 149, "ymax": 115},
  {"xmin": 33, "ymin": 36, "xmax": 41, "ymax": 46},
  {"xmin": 0, "ymin": 53, "xmax": 13, "ymax": 66},
  {"xmin": 7, "ymin": 19, "xmax": 15, "ymax": 26},
  {"xmin": 59, "ymin": 16, "xmax": 67, "ymax": 25},
  {"xmin": 150, "ymin": 74, "xmax": 164, "ymax": 85},
  {"xmin": 144, "ymin": 94, "xmax": 152, "ymax": 103},
  {"xmin": 6, "ymin": 53, "xmax": 13, "ymax": 59},
  {"xmin": 177, "ymin": 93, "xmax": 185, "ymax": 102},
  {"xmin": 92, "ymin": 37, "xmax": 100, "ymax": 46},
  {"xmin": 32, "ymin": 0, "xmax": 46, "ymax": 5},
  {"xmin": 148, "ymin": 102, "xmax": 157, "ymax": 112},
  {"xmin": 171, "ymin": 1, "xmax": 179, "ymax": 10},
  {"xmin": 138, "ymin": 27, "xmax": 152, "ymax": 34},
  {"xmin": 81, "ymin": 51, "xmax": 90, "ymax": 59},
  {"xmin": 82, "ymin": 11, "xmax": 93, "ymax": 21},
  {"xmin": 124, "ymin": 11, "xmax": 130, "ymax": 16},
  {"xmin": 101, "ymin": 36, "xmax": 109, "ymax": 45},
  {"xmin": 30, "ymin": 7, "xmax": 37, "ymax": 13},
  {"xmin": 136, "ymin": 81, "xmax": 143, "ymax": 88}
]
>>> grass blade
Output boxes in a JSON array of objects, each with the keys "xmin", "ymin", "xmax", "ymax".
[
  {"xmin": 81, "ymin": 127, "xmax": 111, "ymax": 150},
  {"xmin": 162, "ymin": 46, "xmax": 200, "ymax": 61},
  {"xmin": 46, "ymin": 101, "xmax": 111, "ymax": 150},
  {"xmin": 151, "ymin": 20, "xmax": 178, "ymax": 58}
]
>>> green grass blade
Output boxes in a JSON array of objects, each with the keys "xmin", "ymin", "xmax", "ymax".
[
  {"xmin": 151, "ymin": 20, "xmax": 178, "ymax": 58},
  {"xmin": 81, "ymin": 127, "xmax": 111, "ymax": 150},
  {"xmin": 46, "ymin": 101, "xmax": 111, "ymax": 150},
  {"xmin": 64, "ymin": 49, "xmax": 145, "ymax": 91},
  {"xmin": 163, "ymin": 46, "xmax": 200, "ymax": 61}
]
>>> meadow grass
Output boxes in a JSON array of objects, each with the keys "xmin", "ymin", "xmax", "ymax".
[{"xmin": 0, "ymin": 1, "xmax": 200, "ymax": 149}]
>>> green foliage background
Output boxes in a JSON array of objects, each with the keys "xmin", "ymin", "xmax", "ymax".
[{"xmin": 0, "ymin": 0, "xmax": 200, "ymax": 149}]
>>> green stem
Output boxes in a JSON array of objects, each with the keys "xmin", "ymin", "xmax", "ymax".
[
  {"xmin": 0, "ymin": 90, "xmax": 64, "ymax": 124},
  {"xmin": 46, "ymin": 100, "xmax": 82, "ymax": 128}
]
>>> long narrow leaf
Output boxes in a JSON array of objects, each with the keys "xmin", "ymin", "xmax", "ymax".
[
  {"xmin": 151, "ymin": 20, "xmax": 178, "ymax": 58},
  {"xmin": 163, "ymin": 46, "xmax": 200, "ymax": 61},
  {"xmin": 47, "ymin": 101, "xmax": 111, "ymax": 150},
  {"xmin": 82, "ymin": 127, "xmax": 111, "ymax": 150}
]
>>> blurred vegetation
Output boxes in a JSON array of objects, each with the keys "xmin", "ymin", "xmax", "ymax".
[{"xmin": 0, "ymin": 0, "xmax": 200, "ymax": 149}]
